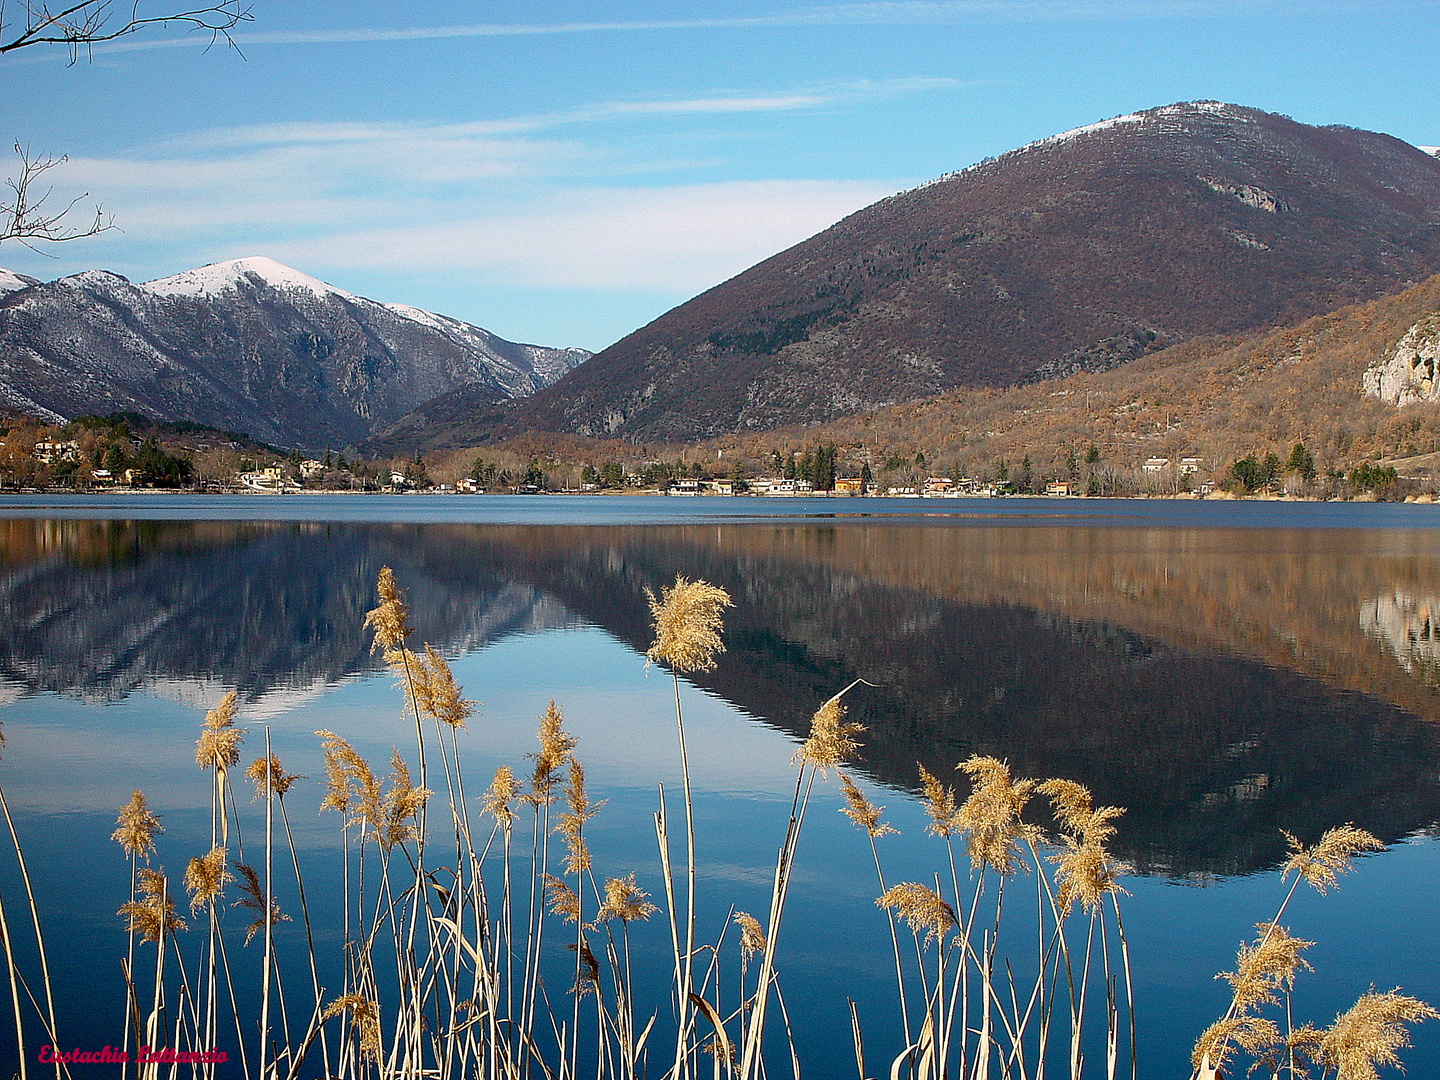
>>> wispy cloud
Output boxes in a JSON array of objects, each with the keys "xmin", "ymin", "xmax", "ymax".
[
  {"xmin": 264, "ymin": 180, "xmax": 901, "ymax": 291},
  {"xmin": 170, "ymin": 77, "xmax": 968, "ymax": 152},
  {"xmin": 49, "ymin": 84, "xmax": 909, "ymax": 294},
  {"xmin": 61, "ymin": 0, "xmax": 1365, "ymax": 56}
]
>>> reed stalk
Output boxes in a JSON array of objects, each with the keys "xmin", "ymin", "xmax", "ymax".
[
  {"xmin": 0, "ymin": 787, "xmax": 59, "ymax": 1080},
  {"xmin": 0, "ymin": 876, "xmax": 26, "ymax": 1080},
  {"xmin": 0, "ymin": 570, "xmax": 1431, "ymax": 1080}
]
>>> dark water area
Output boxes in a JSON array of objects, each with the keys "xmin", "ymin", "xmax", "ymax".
[{"xmin": 2, "ymin": 496, "xmax": 1439, "ymax": 1077}]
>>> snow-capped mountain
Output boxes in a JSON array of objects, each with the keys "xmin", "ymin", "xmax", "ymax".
[{"xmin": 0, "ymin": 257, "xmax": 589, "ymax": 449}]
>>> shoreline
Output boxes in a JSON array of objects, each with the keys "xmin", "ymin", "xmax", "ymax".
[{"xmin": 0, "ymin": 486, "xmax": 1425, "ymax": 504}]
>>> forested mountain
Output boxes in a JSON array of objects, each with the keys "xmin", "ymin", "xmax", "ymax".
[{"xmin": 454, "ymin": 101, "xmax": 1440, "ymax": 445}]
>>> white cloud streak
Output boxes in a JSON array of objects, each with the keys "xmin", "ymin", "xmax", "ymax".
[
  {"xmin": 48, "ymin": 79, "xmax": 912, "ymax": 292},
  {"xmin": 262, "ymin": 180, "xmax": 899, "ymax": 291},
  {"xmin": 66, "ymin": 0, "xmax": 1386, "ymax": 56},
  {"xmin": 166, "ymin": 77, "xmax": 967, "ymax": 152}
]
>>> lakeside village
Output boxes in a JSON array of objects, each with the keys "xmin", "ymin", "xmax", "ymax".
[{"xmin": 0, "ymin": 411, "xmax": 1430, "ymax": 501}]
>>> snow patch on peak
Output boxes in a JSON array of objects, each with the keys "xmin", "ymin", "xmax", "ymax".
[
  {"xmin": 0, "ymin": 268, "xmax": 37, "ymax": 295},
  {"xmin": 61, "ymin": 269, "xmax": 132, "ymax": 290},
  {"xmin": 1420, "ymin": 146, "xmax": 1440, "ymax": 158},
  {"xmin": 908, "ymin": 102, "xmax": 1255, "ymax": 196},
  {"xmin": 385, "ymin": 302, "xmax": 455, "ymax": 334},
  {"xmin": 1027, "ymin": 101, "xmax": 1249, "ymax": 153},
  {"xmin": 144, "ymin": 257, "xmax": 356, "ymax": 301}
]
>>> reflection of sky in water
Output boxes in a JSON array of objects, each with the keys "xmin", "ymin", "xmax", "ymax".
[
  {"xmin": 3, "ymin": 507, "xmax": 1440, "ymax": 1077},
  {"xmin": 2, "ymin": 626, "xmax": 1438, "ymax": 1077}
]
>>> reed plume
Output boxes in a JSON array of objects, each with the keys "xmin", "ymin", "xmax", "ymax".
[
  {"xmin": 1038, "ymin": 778, "xmax": 1124, "ymax": 847},
  {"xmin": 645, "ymin": 576, "xmax": 732, "ymax": 673},
  {"xmin": 877, "ymin": 882, "xmax": 957, "ymax": 944},
  {"xmin": 566, "ymin": 937, "xmax": 601, "ymax": 997},
  {"xmin": 525, "ymin": 701, "xmax": 576, "ymax": 806},
  {"xmin": 111, "ymin": 789, "xmax": 162, "ymax": 859},
  {"xmin": 380, "ymin": 750, "xmax": 430, "ymax": 852},
  {"xmin": 1221, "ymin": 923, "xmax": 1313, "ymax": 1012},
  {"xmin": 232, "ymin": 862, "xmax": 289, "ymax": 945},
  {"xmin": 955, "ymin": 755, "xmax": 1039, "ymax": 874},
  {"xmin": 315, "ymin": 730, "xmax": 381, "ymax": 829},
  {"xmin": 194, "ymin": 690, "xmax": 242, "ymax": 771},
  {"xmin": 1253, "ymin": 1023, "xmax": 1325, "ymax": 1078},
  {"xmin": 1318, "ymin": 990, "xmax": 1439, "ymax": 1080},
  {"xmin": 917, "ymin": 763, "xmax": 957, "ymax": 838},
  {"xmin": 244, "ymin": 754, "xmax": 302, "ymax": 799},
  {"xmin": 1191, "ymin": 1014, "xmax": 1281, "ymax": 1073},
  {"xmin": 838, "ymin": 773, "xmax": 896, "ymax": 838},
  {"xmin": 118, "ymin": 868, "xmax": 184, "ymax": 942},
  {"xmin": 1049, "ymin": 836, "xmax": 1126, "ymax": 915},
  {"xmin": 793, "ymin": 697, "xmax": 864, "ymax": 773},
  {"xmin": 362, "ymin": 566, "xmax": 411, "ymax": 651},
  {"xmin": 1041, "ymin": 778, "xmax": 1127, "ymax": 913},
  {"xmin": 1282, "ymin": 825, "xmax": 1384, "ymax": 894},
  {"xmin": 543, "ymin": 874, "xmax": 581, "ymax": 924},
  {"xmin": 323, "ymin": 993, "xmax": 381, "ymax": 1061},
  {"xmin": 556, "ymin": 759, "xmax": 602, "ymax": 876},
  {"xmin": 183, "ymin": 846, "xmax": 229, "ymax": 913},
  {"xmin": 481, "ymin": 764, "xmax": 523, "ymax": 826},
  {"xmin": 595, "ymin": 874, "xmax": 657, "ymax": 925},
  {"xmin": 734, "ymin": 912, "xmax": 766, "ymax": 959},
  {"xmin": 410, "ymin": 644, "xmax": 475, "ymax": 730}
]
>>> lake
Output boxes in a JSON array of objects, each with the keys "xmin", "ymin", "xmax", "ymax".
[{"xmin": 1, "ymin": 494, "xmax": 1438, "ymax": 1078}]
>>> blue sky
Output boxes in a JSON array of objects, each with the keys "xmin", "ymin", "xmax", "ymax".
[{"xmin": 3, "ymin": 0, "xmax": 1439, "ymax": 351}]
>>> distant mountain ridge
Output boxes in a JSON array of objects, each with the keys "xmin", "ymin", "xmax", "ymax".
[
  {"xmin": 0, "ymin": 256, "xmax": 589, "ymax": 450},
  {"xmin": 454, "ymin": 101, "xmax": 1440, "ymax": 445}
]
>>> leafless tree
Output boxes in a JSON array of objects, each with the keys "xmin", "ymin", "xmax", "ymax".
[
  {"xmin": 0, "ymin": 142, "xmax": 113, "ymax": 250},
  {"xmin": 1, "ymin": 0, "xmax": 251, "ymax": 62},
  {"xmin": 0, "ymin": 1, "xmax": 251, "ymax": 247}
]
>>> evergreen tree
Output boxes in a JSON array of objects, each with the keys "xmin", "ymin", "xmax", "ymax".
[
  {"xmin": 1262, "ymin": 451, "xmax": 1282, "ymax": 486},
  {"xmin": 403, "ymin": 457, "xmax": 431, "ymax": 487},
  {"xmin": 1286, "ymin": 442, "xmax": 1317, "ymax": 482},
  {"xmin": 809, "ymin": 444, "xmax": 837, "ymax": 490}
]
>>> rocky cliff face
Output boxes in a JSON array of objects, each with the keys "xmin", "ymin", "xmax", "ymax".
[
  {"xmin": 1362, "ymin": 313, "xmax": 1440, "ymax": 405},
  {"xmin": 0, "ymin": 257, "xmax": 589, "ymax": 449}
]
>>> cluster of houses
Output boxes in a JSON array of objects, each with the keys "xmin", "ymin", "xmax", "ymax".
[
  {"xmin": 643, "ymin": 461, "xmax": 1208, "ymax": 498},
  {"xmin": 16, "ymin": 434, "xmax": 1212, "ymax": 497},
  {"xmin": 239, "ymin": 459, "xmax": 347, "ymax": 492},
  {"xmin": 32, "ymin": 439, "xmax": 135, "ymax": 485}
]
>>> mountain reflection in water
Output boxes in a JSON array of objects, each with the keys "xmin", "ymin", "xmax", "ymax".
[{"xmin": 3, "ymin": 517, "xmax": 1440, "ymax": 879}]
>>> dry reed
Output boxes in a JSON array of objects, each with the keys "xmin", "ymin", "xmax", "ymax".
[{"xmin": 0, "ymin": 569, "xmax": 1431, "ymax": 1080}]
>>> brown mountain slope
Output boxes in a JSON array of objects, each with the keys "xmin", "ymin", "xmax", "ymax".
[
  {"xmin": 707, "ymin": 269, "xmax": 1440, "ymax": 483},
  {"xmin": 461, "ymin": 101, "xmax": 1440, "ymax": 445}
]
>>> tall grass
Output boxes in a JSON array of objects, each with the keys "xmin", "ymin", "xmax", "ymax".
[{"xmin": 0, "ymin": 570, "xmax": 1434, "ymax": 1080}]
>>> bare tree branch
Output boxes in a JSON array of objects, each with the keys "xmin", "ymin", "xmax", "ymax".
[
  {"xmin": 0, "ymin": 1, "xmax": 251, "ymax": 247},
  {"xmin": 0, "ymin": 142, "xmax": 114, "ymax": 253},
  {"xmin": 0, "ymin": 0, "xmax": 252, "ymax": 63}
]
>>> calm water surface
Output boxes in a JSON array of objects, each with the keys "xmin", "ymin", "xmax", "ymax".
[{"xmin": 1, "ymin": 495, "xmax": 1439, "ymax": 1077}]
